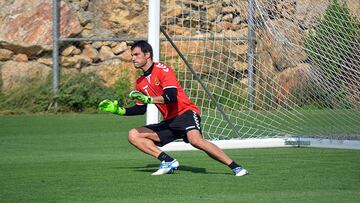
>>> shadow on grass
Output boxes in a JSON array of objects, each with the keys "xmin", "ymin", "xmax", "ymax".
[{"xmin": 113, "ymin": 164, "xmax": 228, "ymax": 175}]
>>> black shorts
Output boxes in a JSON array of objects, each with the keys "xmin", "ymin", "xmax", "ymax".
[{"xmin": 144, "ymin": 110, "xmax": 202, "ymax": 147}]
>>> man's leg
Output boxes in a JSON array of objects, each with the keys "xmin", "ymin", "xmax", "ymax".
[
  {"xmin": 186, "ymin": 129, "xmax": 232, "ymax": 165},
  {"xmin": 127, "ymin": 127, "xmax": 162, "ymax": 158},
  {"xmin": 186, "ymin": 130, "xmax": 248, "ymax": 176},
  {"xmin": 127, "ymin": 127, "xmax": 179, "ymax": 175}
]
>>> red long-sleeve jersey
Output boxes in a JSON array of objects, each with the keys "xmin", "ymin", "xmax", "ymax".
[{"xmin": 135, "ymin": 62, "xmax": 200, "ymax": 120}]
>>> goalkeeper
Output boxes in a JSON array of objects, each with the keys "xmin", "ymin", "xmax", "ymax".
[{"xmin": 99, "ymin": 40, "xmax": 248, "ymax": 176}]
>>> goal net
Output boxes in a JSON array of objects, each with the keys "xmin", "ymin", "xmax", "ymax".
[{"xmin": 159, "ymin": 0, "xmax": 360, "ymax": 149}]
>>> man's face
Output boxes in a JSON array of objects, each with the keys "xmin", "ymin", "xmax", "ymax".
[{"xmin": 131, "ymin": 47, "xmax": 150, "ymax": 69}]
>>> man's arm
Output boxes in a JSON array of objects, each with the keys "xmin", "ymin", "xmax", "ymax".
[
  {"xmin": 125, "ymin": 105, "xmax": 147, "ymax": 115},
  {"xmin": 162, "ymin": 87, "xmax": 177, "ymax": 104},
  {"xmin": 129, "ymin": 88, "xmax": 177, "ymax": 104}
]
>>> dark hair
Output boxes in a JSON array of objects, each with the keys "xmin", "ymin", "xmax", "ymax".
[{"xmin": 131, "ymin": 40, "xmax": 153, "ymax": 60}]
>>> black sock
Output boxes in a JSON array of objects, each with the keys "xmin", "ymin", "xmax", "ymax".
[
  {"xmin": 228, "ymin": 161, "xmax": 240, "ymax": 170},
  {"xmin": 157, "ymin": 152, "xmax": 174, "ymax": 162}
]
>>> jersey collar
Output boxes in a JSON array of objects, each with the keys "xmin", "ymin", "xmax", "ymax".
[{"xmin": 143, "ymin": 63, "xmax": 154, "ymax": 77}]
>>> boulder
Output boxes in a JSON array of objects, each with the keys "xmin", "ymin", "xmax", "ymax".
[
  {"xmin": 61, "ymin": 54, "xmax": 92, "ymax": 68},
  {"xmin": 347, "ymin": 0, "xmax": 360, "ymax": 20},
  {"xmin": 0, "ymin": 49, "xmax": 14, "ymax": 61},
  {"xmin": 92, "ymin": 42, "xmax": 103, "ymax": 49},
  {"xmin": 0, "ymin": 61, "xmax": 51, "ymax": 92},
  {"xmin": 61, "ymin": 45, "xmax": 78, "ymax": 57},
  {"xmin": 112, "ymin": 42, "xmax": 128, "ymax": 55},
  {"xmin": 232, "ymin": 61, "xmax": 247, "ymax": 72},
  {"xmin": 99, "ymin": 46, "xmax": 115, "ymax": 61},
  {"xmin": 87, "ymin": 0, "xmax": 148, "ymax": 37},
  {"xmin": 256, "ymin": 51, "xmax": 275, "ymax": 77},
  {"xmin": 119, "ymin": 49, "xmax": 132, "ymax": 62},
  {"xmin": 259, "ymin": 19, "xmax": 307, "ymax": 71},
  {"xmin": 13, "ymin": 54, "xmax": 29, "ymax": 62},
  {"xmin": 0, "ymin": 0, "xmax": 81, "ymax": 56},
  {"xmin": 295, "ymin": 0, "xmax": 329, "ymax": 29},
  {"xmin": 82, "ymin": 45, "xmax": 100, "ymax": 61},
  {"xmin": 81, "ymin": 59, "xmax": 137, "ymax": 87},
  {"xmin": 273, "ymin": 63, "xmax": 311, "ymax": 108},
  {"xmin": 37, "ymin": 57, "xmax": 53, "ymax": 66}
]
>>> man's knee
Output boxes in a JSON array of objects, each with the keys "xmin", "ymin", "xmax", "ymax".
[
  {"xmin": 128, "ymin": 128, "xmax": 140, "ymax": 144},
  {"xmin": 128, "ymin": 128, "xmax": 160, "ymax": 144},
  {"xmin": 189, "ymin": 139, "xmax": 202, "ymax": 149},
  {"xmin": 188, "ymin": 133, "xmax": 206, "ymax": 149}
]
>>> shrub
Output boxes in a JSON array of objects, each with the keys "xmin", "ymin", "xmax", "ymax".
[
  {"xmin": 306, "ymin": 0, "xmax": 359, "ymax": 77},
  {"xmin": 0, "ymin": 76, "xmax": 53, "ymax": 113},
  {"xmin": 113, "ymin": 69, "xmax": 134, "ymax": 106},
  {"xmin": 57, "ymin": 72, "xmax": 117, "ymax": 112},
  {"xmin": 304, "ymin": 0, "xmax": 360, "ymax": 108},
  {"xmin": 0, "ymin": 72, "xmax": 132, "ymax": 114}
]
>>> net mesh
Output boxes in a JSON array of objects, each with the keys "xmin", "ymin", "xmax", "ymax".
[{"xmin": 160, "ymin": 0, "xmax": 360, "ymax": 140}]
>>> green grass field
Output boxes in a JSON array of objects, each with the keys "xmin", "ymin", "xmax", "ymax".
[
  {"xmin": 0, "ymin": 114, "xmax": 359, "ymax": 203},
  {"xmin": 202, "ymin": 108, "xmax": 360, "ymax": 139}
]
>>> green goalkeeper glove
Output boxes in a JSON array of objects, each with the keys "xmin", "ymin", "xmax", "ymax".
[
  {"xmin": 98, "ymin": 100, "xmax": 126, "ymax": 115},
  {"xmin": 129, "ymin": 90, "xmax": 154, "ymax": 104}
]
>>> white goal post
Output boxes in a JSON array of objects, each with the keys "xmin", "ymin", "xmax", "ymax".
[{"xmin": 146, "ymin": 0, "xmax": 160, "ymax": 125}]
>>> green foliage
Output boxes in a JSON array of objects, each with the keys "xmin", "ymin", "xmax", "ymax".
[
  {"xmin": 304, "ymin": 0, "xmax": 360, "ymax": 108},
  {"xmin": 0, "ymin": 77, "xmax": 53, "ymax": 113},
  {"xmin": 305, "ymin": 0, "xmax": 359, "ymax": 77},
  {"xmin": 0, "ymin": 72, "xmax": 132, "ymax": 114},
  {"xmin": 113, "ymin": 69, "xmax": 133, "ymax": 106},
  {"xmin": 57, "ymin": 72, "xmax": 116, "ymax": 112},
  {"xmin": 0, "ymin": 75, "xmax": 4, "ymax": 100}
]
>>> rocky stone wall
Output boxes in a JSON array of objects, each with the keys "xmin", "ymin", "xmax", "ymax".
[
  {"xmin": 0, "ymin": 0, "xmax": 359, "ymax": 102},
  {"xmin": 0, "ymin": 0, "xmax": 147, "ymax": 92}
]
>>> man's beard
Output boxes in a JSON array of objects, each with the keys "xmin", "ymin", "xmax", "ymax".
[{"xmin": 134, "ymin": 61, "xmax": 146, "ymax": 69}]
